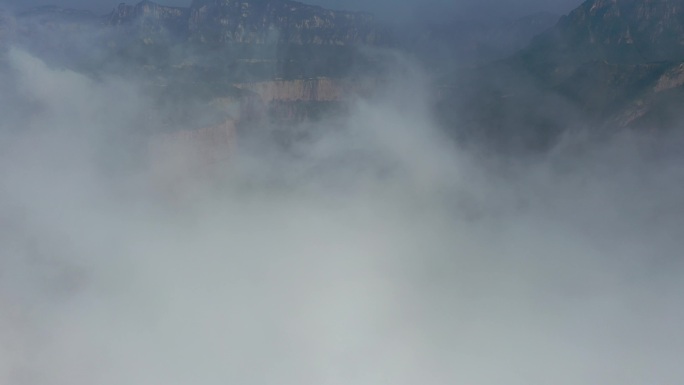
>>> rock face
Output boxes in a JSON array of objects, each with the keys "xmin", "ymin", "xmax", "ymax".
[
  {"xmin": 5, "ymin": 1, "xmax": 383, "ymax": 146},
  {"xmin": 654, "ymin": 62, "xmax": 684, "ymax": 93},
  {"xmin": 234, "ymin": 77, "xmax": 370, "ymax": 102},
  {"xmin": 608, "ymin": 61, "xmax": 684, "ymax": 128},
  {"xmin": 524, "ymin": 0, "xmax": 684, "ymax": 69},
  {"xmin": 108, "ymin": 1, "xmax": 190, "ymax": 36},
  {"xmin": 519, "ymin": 0, "xmax": 684, "ymax": 129},
  {"xmin": 232, "ymin": 77, "xmax": 377, "ymax": 124},
  {"xmin": 188, "ymin": 0, "xmax": 380, "ymax": 45},
  {"xmin": 568, "ymin": 0, "xmax": 684, "ymax": 62},
  {"xmin": 437, "ymin": 0, "xmax": 684, "ymax": 149},
  {"xmin": 99, "ymin": 1, "xmax": 385, "ymax": 87},
  {"xmin": 105, "ymin": 0, "xmax": 382, "ymax": 45}
]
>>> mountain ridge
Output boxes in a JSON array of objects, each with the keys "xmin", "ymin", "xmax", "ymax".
[
  {"xmin": 9, "ymin": 0, "xmax": 684, "ymax": 151},
  {"xmin": 435, "ymin": 0, "xmax": 684, "ymax": 150},
  {"xmin": 106, "ymin": 0, "xmax": 382, "ymax": 45}
]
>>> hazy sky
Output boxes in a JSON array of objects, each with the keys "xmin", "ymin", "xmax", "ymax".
[{"xmin": 1, "ymin": 0, "xmax": 582, "ymax": 19}]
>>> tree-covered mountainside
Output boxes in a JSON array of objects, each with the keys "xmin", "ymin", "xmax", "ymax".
[{"xmin": 437, "ymin": 0, "xmax": 684, "ymax": 150}]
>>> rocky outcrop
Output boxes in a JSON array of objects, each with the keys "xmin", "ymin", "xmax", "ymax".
[
  {"xmin": 187, "ymin": 0, "xmax": 380, "ymax": 45},
  {"xmin": 610, "ymin": 60, "xmax": 684, "ymax": 127},
  {"xmin": 108, "ymin": 1, "xmax": 190, "ymax": 35},
  {"xmin": 233, "ymin": 77, "xmax": 372, "ymax": 102},
  {"xmin": 525, "ymin": 0, "xmax": 684, "ymax": 67},
  {"xmin": 232, "ymin": 77, "xmax": 378, "ymax": 124},
  {"xmin": 523, "ymin": 0, "xmax": 684, "ymax": 131},
  {"xmin": 654, "ymin": 63, "xmax": 684, "ymax": 93},
  {"xmin": 439, "ymin": 0, "xmax": 684, "ymax": 147},
  {"xmin": 105, "ymin": 0, "xmax": 383, "ymax": 46}
]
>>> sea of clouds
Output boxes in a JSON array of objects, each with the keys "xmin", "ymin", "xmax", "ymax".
[{"xmin": 1, "ymin": 47, "xmax": 684, "ymax": 385}]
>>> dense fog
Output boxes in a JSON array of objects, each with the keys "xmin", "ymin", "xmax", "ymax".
[{"xmin": 2, "ymin": 13, "xmax": 684, "ymax": 385}]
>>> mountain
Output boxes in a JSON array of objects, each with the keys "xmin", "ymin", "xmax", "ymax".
[
  {"xmin": 510, "ymin": 0, "xmax": 684, "ymax": 84},
  {"xmin": 3, "ymin": 0, "xmax": 388, "ymax": 82},
  {"xmin": 0, "ymin": 0, "xmax": 397, "ymax": 150},
  {"xmin": 400, "ymin": 11, "xmax": 560, "ymax": 69},
  {"xmin": 520, "ymin": 0, "xmax": 684, "ymax": 128},
  {"xmin": 8, "ymin": 0, "xmax": 684, "ymax": 152},
  {"xmin": 530, "ymin": 0, "xmax": 684, "ymax": 64},
  {"xmin": 437, "ymin": 0, "xmax": 684, "ymax": 151}
]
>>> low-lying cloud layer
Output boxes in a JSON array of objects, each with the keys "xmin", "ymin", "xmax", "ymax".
[{"xmin": 1, "ymin": 48, "xmax": 684, "ymax": 385}]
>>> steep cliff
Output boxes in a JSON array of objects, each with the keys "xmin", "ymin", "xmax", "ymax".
[
  {"xmin": 522, "ymin": 0, "xmax": 684, "ymax": 129},
  {"xmin": 105, "ymin": 0, "xmax": 383, "ymax": 46},
  {"xmin": 187, "ymin": 0, "xmax": 380, "ymax": 45},
  {"xmin": 437, "ymin": 0, "xmax": 684, "ymax": 149},
  {"xmin": 518, "ymin": 0, "xmax": 684, "ymax": 80},
  {"xmin": 108, "ymin": 1, "xmax": 190, "ymax": 37},
  {"xmin": 608, "ymin": 61, "xmax": 684, "ymax": 128},
  {"xmin": 654, "ymin": 62, "xmax": 684, "ymax": 92},
  {"xmin": 231, "ymin": 77, "xmax": 377, "ymax": 124},
  {"xmin": 233, "ymin": 77, "xmax": 373, "ymax": 102}
]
